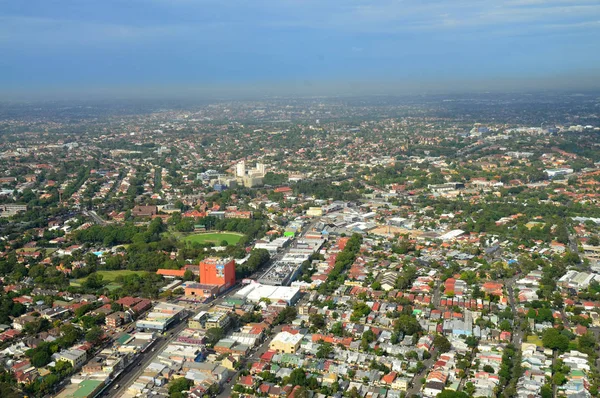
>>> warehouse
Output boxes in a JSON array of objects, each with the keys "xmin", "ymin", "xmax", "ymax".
[{"xmin": 234, "ymin": 282, "xmax": 300, "ymax": 305}]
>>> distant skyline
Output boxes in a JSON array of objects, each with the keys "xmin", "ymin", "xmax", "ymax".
[{"xmin": 1, "ymin": 0, "xmax": 600, "ymax": 99}]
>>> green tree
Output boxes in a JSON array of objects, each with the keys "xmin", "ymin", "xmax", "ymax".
[
  {"xmin": 205, "ymin": 327, "xmax": 224, "ymax": 346},
  {"xmin": 542, "ymin": 328, "xmax": 570, "ymax": 352},
  {"xmin": 309, "ymin": 313, "xmax": 326, "ymax": 330},
  {"xmin": 394, "ymin": 314, "xmax": 422, "ymax": 335},
  {"xmin": 83, "ymin": 272, "xmax": 104, "ymax": 289},
  {"xmin": 288, "ymin": 368, "xmax": 307, "ymax": 387},
  {"xmin": 85, "ymin": 326, "xmax": 104, "ymax": 345},
  {"xmin": 183, "ymin": 269, "xmax": 195, "ymax": 281},
  {"xmin": 437, "ymin": 390, "xmax": 468, "ymax": 398},
  {"xmin": 32, "ymin": 351, "xmax": 51, "ymax": 368},
  {"xmin": 433, "ymin": 335, "xmax": 451, "ymax": 353},
  {"xmin": 168, "ymin": 377, "xmax": 193, "ymax": 397}
]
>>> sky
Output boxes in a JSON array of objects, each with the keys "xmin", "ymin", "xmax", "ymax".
[{"xmin": 1, "ymin": 0, "xmax": 599, "ymax": 99}]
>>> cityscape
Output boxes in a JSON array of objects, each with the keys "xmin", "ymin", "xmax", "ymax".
[
  {"xmin": 2, "ymin": 1, "xmax": 600, "ymax": 398},
  {"xmin": 0, "ymin": 95, "xmax": 597, "ymax": 398}
]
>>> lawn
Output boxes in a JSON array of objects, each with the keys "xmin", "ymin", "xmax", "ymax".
[
  {"xmin": 183, "ymin": 232, "xmax": 243, "ymax": 245},
  {"xmin": 527, "ymin": 335, "xmax": 544, "ymax": 347},
  {"xmin": 72, "ymin": 270, "xmax": 148, "ymax": 286}
]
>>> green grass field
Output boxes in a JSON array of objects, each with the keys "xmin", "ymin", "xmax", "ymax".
[
  {"xmin": 527, "ymin": 335, "xmax": 543, "ymax": 347},
  {"xmin": 71, "ymin": 270, "xmax": 148, "ymax": 286},
  {"xmin": 183, "ymin": 232, "xmax": 243, "ymax": 245}
]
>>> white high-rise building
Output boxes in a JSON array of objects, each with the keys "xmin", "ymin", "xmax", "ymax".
[
  {"xmin": 236, "ymin": 161, "xmax": 246, "ymax": 177},
  {"xmin": 256, "ymin": 163, "xmax": 266, "ymax": 175}
]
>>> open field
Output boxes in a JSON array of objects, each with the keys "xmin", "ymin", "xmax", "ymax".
[
  {"xmin": 71, "ymin": 270, "xmax": 148, "ymax": 287},
  {"xmin": 183, "ymin": 232, "xmax": 243, "ymax": 245}
]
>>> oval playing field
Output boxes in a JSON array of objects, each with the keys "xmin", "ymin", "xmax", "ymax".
[{"xmin": 183, "ymin": 232, "xmax": 244, "ymax": 245}]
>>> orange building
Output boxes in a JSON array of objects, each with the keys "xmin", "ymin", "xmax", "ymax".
[
  {"xmin": 156, "ymin": 269, "xmax": 186, "ymax": 278},
  {"xmin": 199, "ymin": 257, "xmax": 236, "ymax": 290}
]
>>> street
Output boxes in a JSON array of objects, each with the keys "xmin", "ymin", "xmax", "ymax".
[{"xmin": 100, "ymin": 319, "xmax": 188, "ymax": 398}]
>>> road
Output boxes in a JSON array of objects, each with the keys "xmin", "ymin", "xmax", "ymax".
[
  {"xmin": 100, "ymin": 319, "xmax": 188, "ymax": 398},
  {"xmin": 505, "ymin": 275, "xmax": 524, "ymax": 346},
  {"xmin": 84, "ymin": 210, "xmax": 108, "ymax": 226},
  {"xmin": 216, "ymin": 325, "xmax": 284, "ymax": 398},
  {"xmin": 406, "ymin": 347, "xmax": 437, "ymax": 396}
]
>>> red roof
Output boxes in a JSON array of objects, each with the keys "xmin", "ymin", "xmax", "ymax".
[{"xmin": 156, "ymin": 269, "xmax": 186, "ymax": 277}]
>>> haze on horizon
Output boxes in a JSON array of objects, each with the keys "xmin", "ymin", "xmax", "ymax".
[{"xmin": 1, "ymin": 0, "xmax": 600, "ymax": 100}]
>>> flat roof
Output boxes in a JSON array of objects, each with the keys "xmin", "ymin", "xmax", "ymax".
[{"xmin": 73, "ymin": 380, "xmax": 103, "ymax": 398}]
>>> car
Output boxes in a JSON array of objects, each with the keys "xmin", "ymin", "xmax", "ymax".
[{"xmin": 114, "ymin": 384, "xmax": 120, "ymax": 389}]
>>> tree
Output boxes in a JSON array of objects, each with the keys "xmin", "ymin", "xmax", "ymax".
[
  {"xmin": 588, "ymin": 236, "xmax": 600, "ymax": 246},
  {"xmin": 499, "ymin": 320, "xmax": 512, "ymax": 331},
  {"xmin": 542, "ymin": 328, "xmax": 570, "ymax": 352},
  {"xmin": 464, "ymin": 382, "xmax": 476, "ymax": 396},
  {"xmin": 288, "ymin": 368, "xmax": 306, "ymax": 387},
  {"xmin": 183, "ymin": 269, "xmax": 195, "ymax": 281},
  {"xmin": 483, "ymin": 365, "xmax": 494, "ymax": 373},
  {"xmin": 32, "ymin": 351, "xmax": 51, "ymax": 368},
  {"xmin": 394, "ymin": 314, "xmax": 422, "ymax": 335},
  {"xmin": 205, "ymin": 327, "xmax": 224, "ymax": 346},
  {"xmin": 168, "ymin": 377, "xmax": 193, "ymax": 396},
  {"xmin": 437, "ymin": 390, "xmax": 468, "ymax": 398},
  {"xmin": 309, "ymin": 313, "xmax": 326, "ymax": 330},
  {"xmin": 540, "ymin": 384, "xmax": 553, "ymax": 398},
  {"xmin": 273, "ymin": 306, "xmax": 297, "ymax": 325},
  {"xmin": 84, "ymin": 272, "xmax": 104, "ymax": 290},
  {"xmin": 465, "ymin": 336, "xmax": 479, "ymax": 348},
  {"xmin": 553, "ymin": 372, "xmax": 566, "ymax": 386},
  {"xmin": 85, "ymin": 326, "xmax": 104, "ymax": 345},
  {"xmin": 434, "ymin": 335, "xmax": 451, "ymax": 353},
  {"xmin": 331, "ymin": 322, "xmax": 344, "ymax": 337},
  {"xmin": 316, "ymin": 342, "xmax": 333, "ymax": 359},
  {"xmin": 578, "ymin": 332, "xmax": 596, "ymax": 354}
]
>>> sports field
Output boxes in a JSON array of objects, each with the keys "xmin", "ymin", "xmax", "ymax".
[{"xmin": 183, "ymin": 232, "xmax": 243, "ymax": 245}]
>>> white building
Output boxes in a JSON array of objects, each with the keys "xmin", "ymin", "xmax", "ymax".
[{"xmin": 236, "ymin": 161, "xmax": 246, "ymax": 177}]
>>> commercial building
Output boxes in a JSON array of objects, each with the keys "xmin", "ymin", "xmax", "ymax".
[
  {"xmin": 59, "ymin": 348, "xmax": 87, "ymax": 369},
  {"xmin": 188, "ymin": 311, "xmax": 232, "ymax": 330},
  {"xmin": 545, "ymin": 168, "xmax": 574, "ymax": 178},
  {"xmin": 200, "ymin": 257, "xmax": 236, "ymax": 290},
  {"xmin": 269, "ymin": 331, "xmax": 303, "ymax": 354},
  {"xmin": 136, "ymin": 302, "xmax": 186, "ymax": 332},
  {"xmin": 236, "ymin": 161, "xmax": 246, "ymax": 178},
  {"xmin": 184, "ymin": 283, "xmax": 220, "ymax": 299},
  {"xmin": 0, "ymin": 204, "xmax": 27, "ymax": 218}
]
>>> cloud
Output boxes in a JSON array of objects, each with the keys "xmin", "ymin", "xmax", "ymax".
[{"xmin": 1, "ymin": 0, "xmax": 598, "ymax": 48}]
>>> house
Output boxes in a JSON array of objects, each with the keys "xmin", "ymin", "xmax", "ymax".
[
  {"xmin": 131, "ymin": 205, "xmax": 158, "ymax": 217},
  {"xmin": 222, "ymin": 356, "xmax": 237, "ymax": 370},
  {"xmin": 423, "ymin": 381, "xmax": 446, "ymax": 397}
]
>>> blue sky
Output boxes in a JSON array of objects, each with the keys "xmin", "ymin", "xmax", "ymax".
[{"xmin": 1, "ymin": 0, "xmax": 599, "ymax": 98}]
